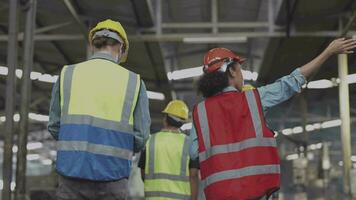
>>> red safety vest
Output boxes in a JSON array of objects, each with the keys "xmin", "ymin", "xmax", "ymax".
[{"xmin": 193, "ymin": 89, "xmax": 280, "ymax": 200}]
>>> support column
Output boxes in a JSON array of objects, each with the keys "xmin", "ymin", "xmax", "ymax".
[
  {"xmin": 15, "ymin": 0, "xmax": 37, "ymax": 199},
  {"xmin": 155, "ymin": 0, "xmax": 162, "ymax": 35},
  {"xmin": 338, "ymin": 53, "xmax": 352, "ymax": 196},
  {"xmin": 2, "ymin": 0, "xmax": 18, "ymax": 199},
  {"xmin": 211, "ymin": 0, "xmax": 218, "ymax": 34}
]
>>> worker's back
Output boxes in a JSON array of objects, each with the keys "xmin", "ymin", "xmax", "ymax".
[
  {"xmin": 193, "ymin": 89, "xmax": 280, "ymax": 200},
  {"xmin": 56, "ymin": 57, "xmax": 141, "ymax": 181},
  {"xmin": 144, "ymin": 131, "xmax": 191, "ymax": 199}
]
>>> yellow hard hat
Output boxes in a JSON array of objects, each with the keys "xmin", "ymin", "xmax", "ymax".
[
  {"xmin": 162, "ymin": 100, "xmax": 189, "ymax": 121},
  {"xmin": 242, "ymin": 84, "xmax": 255, "ymax": 91},
  {"xmin": 89, "ymin": 19, "xmax": 129, "ymax": 63}
]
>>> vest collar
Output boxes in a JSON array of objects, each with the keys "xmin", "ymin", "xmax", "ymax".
[{"xmin": 90, "ymin": 52, "xmax": 117, "ymax": 63}]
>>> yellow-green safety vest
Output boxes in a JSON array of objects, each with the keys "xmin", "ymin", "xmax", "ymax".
[
  {"xmin": 57, "ymin": 57, "xmax": 141, "ymax": 181},
  {"xmin": 144, "ymin": 131, "xmax": 191, "ymax": 200}
]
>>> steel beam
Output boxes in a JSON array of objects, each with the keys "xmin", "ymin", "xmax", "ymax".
[
  {"xmin": 61, "ymin": 0, "xmax": 87, "ymax": 40},
  {"xmin": 3, "ymin": 31, "xmax": 356, "ymax": 42},
  {"xmin": 155, "ymin": 0, "xmax": 162, "ymax": 35},
  {"xmin": 268, "ymin": 0, "xmax": 275, "ymax": 34},
  {"xmin": 2, "ymin": 0, "xmax": 18, "ymax": 199},
  {"xmin": 15, "ymin": 0, "xmax": 37, "ymax": 199},
  {"xmin": 211, "ymin": 0, "xmax": 218, "ymax": 34},
  {"xmin": 161, "ymin": 22, "xmax": 270, "ymax": 29}
]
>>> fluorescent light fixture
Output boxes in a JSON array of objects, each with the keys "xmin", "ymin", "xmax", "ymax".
[
  {"xmin": 321, "ymin": 119, "xmax": 341, "ymax": 129},
  {"xmin": 27, "ymin": 154, "xmax": 40, "ymax": 161},
  {"xmin": 181, "ymin": 122, "xmax": 192, "ymax": 131},
  {"xmin": 38, "ymin": 74, "xmax": 58, "ymax": 83},
  {"xmin": 147, "ymin": 91, "xmax": 165, "ymax": 100},
  {"xmin": 292, "ymin": 126, "xmax": 303, "ymax": 134},
  {"xmin": 27, "ymin": 142, "xmax": 43, "ymax": 150},
  {"xmin": 167, "ymin": 66, "xmax": 203, "ymax": 81},
  {"xmin": 12, "ymin": 145, "xmax": 18, "ymax": 153},
  {"xmin": 307, "ymin": 79, "xmax": 333, "ymax": 89},
  {"xmin": 167, "ymin": 66, "xmax": 258, "ymax": 81},
  {"xmin": 1, "ymin": 112, "xmax": 50, "ymax": 123},
  {"xmin": 242, "ymin": 70, "xmax": 259, "ymax": 81},
  {"xmin": 15, "ymin": 69, "xmax": 23, "ymax": 78},
  {"xmin": 41, "ymin": 159, "xmax": 53, "ymax": 165},
  {"xmin": 13, "ymin": 114, "xmax": 20, "ymax": 122},
  {"xmin": 10, "ymin": 182, "xmax": 15, "ymax": 191},
  {"xmin": 183, "ymin": 36, "xmax": 247, "ymax": 44},
  {"xmin": 347, "ymin": 73, "xmax": 356, "ymax": 84},
  {"xmin": 282, "ymin": 128, "xmax": 292, "ymax": 135},
  {"xmin": 30, "ymin": 71, "xmax": 42, "ymax": 80},
  {"xmin": 0, "ymin": 66, "xmax": 8, "ymax": 75},
  {"xmin": 280, "ymin": 120, "xmax": 340, "ymax": 136},
  {"xmin": 351, "ymin": 156, "xmax": 356, "ymax": 162},
  {"xmin": 29, "ymin": 113, "xmax": 49, "ymax": 122},
  {"xmin": 308, "ymin": 143, "xmax": 323, "ymax": 150},
  {"xmin": 286, "ymin": 153, "xmax": 299, "ymax": 160}
]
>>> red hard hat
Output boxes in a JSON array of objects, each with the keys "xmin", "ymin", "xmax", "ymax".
[{"xmin": 203, "ymin": 48, "xmax": 246, "ymax": 74}]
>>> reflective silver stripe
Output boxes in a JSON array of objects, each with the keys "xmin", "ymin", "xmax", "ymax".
[
  {"xmin": 148, "ymin": 134, "xmax": 156, "ymax": 176},
  {"xmin": 246, "ymin": 90, "xmax": 263, "ymax": 138},
  {"xmin": 199, "ymin": 137, "xmax": 277, "ymax": 162},
  {"xmin": 145, "ymin": 173, "xmax": 189, "ymax": 181},
  {"xmin": 145, "ymin": 191, "xmax": 191, "ymax": 199},
  {"xmin": 61, "ymin": 115, "xmax": 133, "ymax": 133},
  {"xmin": 62, "ymin": 65, "xmax": 75, "ymax": 115},
  {"xmin": 202, "ymin": 165, "xmax": 280, "ymax": 188},
  {"xmin": 197, "ymin": 101, "xmax": 211, "ymax": 148},
  {"xmin": 121, "ymin": 72, "xmax": 138, "ymax": 125},
  {"xmin": 57, "ymin": 141, "xmax": 133, "ymax": 160},
  {"xmin": 180, "ymin": 136, "xmax": 189, "ymax": 177}
]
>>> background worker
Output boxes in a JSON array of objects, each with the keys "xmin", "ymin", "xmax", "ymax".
[
  {"xmin": 190, "ymin": 38, "xmax": 356, "ymax": 199},
  {"xmin": 139, "ymin": 100, "xmax": 199, "ymax": 200},
  {"xmin": 48, "ymin": 19, "xmax": 151, "ymax": 200}
]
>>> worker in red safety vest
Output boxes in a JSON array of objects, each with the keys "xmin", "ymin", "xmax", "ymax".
[{"xmin": 189, "ymin": 38, "xmax": 356, "ymax": 200}]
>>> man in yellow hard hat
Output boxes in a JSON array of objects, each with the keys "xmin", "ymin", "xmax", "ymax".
[
  {"xmin": 48, "ymin": 19, "xmax": 151, "ymax": 200},
  {"xmin": 138, "ymin": 100, "xmax": 199, "ymax": 200}
]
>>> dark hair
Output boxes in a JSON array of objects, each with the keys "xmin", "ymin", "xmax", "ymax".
[
  {"xmin": 92, "ymin": 37, "xmax": 120, "ymax": 49},
  {"xmin": 198, "ymin": 62, "xmax": 237, "ymax": 98},
  {"xmin": 165, "ymin": 115, "xmax": 184, "ymax": 128}
]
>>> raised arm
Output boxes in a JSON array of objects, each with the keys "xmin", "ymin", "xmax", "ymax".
[
  {"xmin": 300, "ymin": 38, "xmax": 356, "ymax": 79},
  {"xmin": 258, "ymin": 38, "xmax": 356, "ymax": 112}
]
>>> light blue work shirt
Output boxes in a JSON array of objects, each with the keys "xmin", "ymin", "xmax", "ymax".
[
  {"xmin": 47, "ymin": 52, "xmax": 151, "ymax": 153},
  {"xmin": 189, "ymin": 68, "xmax": 306, "ymax": 159}
]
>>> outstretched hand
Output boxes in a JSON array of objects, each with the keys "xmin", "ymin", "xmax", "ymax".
[{"xmin": 325, "ymin": 38, "xmax": 356, "ymax": 55}]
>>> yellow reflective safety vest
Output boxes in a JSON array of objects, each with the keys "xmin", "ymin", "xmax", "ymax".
[
  {"xmin": 57, "ymin": 54, "xmax": 141, "ymax": 181},
  {"xmin": 144, "ymin": 131, "xmax": 191, "ymax": 200}
]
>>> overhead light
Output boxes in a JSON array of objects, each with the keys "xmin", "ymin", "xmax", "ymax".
[
  {"xmin": 282, "ymin": 128, "xmax": 292, "ymax": 135},
  {"xmin": 181, "ymin": 122, "xmax": 192, "ymax": 131},
  {"xmin": 147, "ymin": 91, "xmax": 165, "ymax": 100},
  {"xmin": 27, "ymin": 142, "xmax": 43, "ymax": 150},
  {"xmin": 280, "ymin": 119, "xmax": 341, "ymax": 136},
  {"xmin": 0, "ymin": 66, "xmax": 8, "ymax": 75},
  {"xmin": 183, "ymin": 36, "xmax": 247, "ymax": 44},
  {"xmin": 286, "ymin": 153, "xmax": 299, "ymax": 160},
  {"xmin": 351, "ymin": 156, "xmax": 356, "ymax": 162},
  {"xmin": 29, "ymin": 113, "xmax": 49, "ymax": 122},
  {"xmin": 347, "ymin": 73, "xmax": 356, "ymax": 84},
  {"xmin": 38, "ymin": 74, "xmax": 58, "ymax": 83},
  {"xmin": 321, "ymin": 119, "xmax": 342, "ymax": 129},
  {"xmin": 27, "ymin": 154, "xmax": 40, "ymax": 161},
  {"xmin": 41, "ymin": 159, "xmax": 53, "ymax": 165},
  {"xmin": 167, "ymin": 66, "xmax": 258, "ymax": 81},
  {"xmin": 307, "ymin": 79, "xmax": 333, "ymax": 89},
  {"xmin": 167, "ymin": 66, "xmax": 203, "ymax": 81}
]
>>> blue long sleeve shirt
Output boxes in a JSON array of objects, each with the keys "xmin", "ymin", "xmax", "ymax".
[
  {"xmin": 47, "ymin": 52, "xmax": 151, "ymax": 153},
  {"xmin": 189, "ymin": 68, "xmax": 306, "ymax": 160}
]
